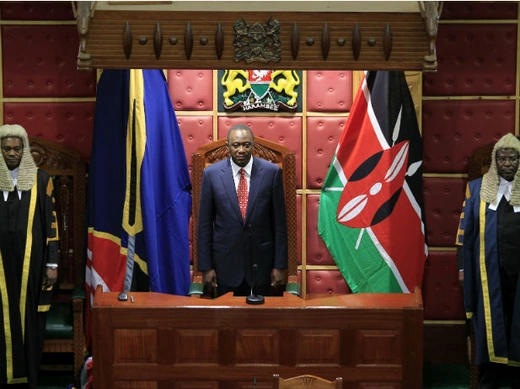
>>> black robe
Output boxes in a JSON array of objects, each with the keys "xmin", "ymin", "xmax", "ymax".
[{"xmin": 0, "ymin": 169, "xmax": 58, "ymax": 388}]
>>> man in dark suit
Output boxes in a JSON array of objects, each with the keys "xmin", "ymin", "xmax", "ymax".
[{"xmin": 197, "ymin": 124, "xmax": 288, "ymax": 297}]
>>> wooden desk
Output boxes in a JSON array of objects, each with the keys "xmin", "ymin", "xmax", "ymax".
[{"xmin": 92, "ymin": 287, "xmax": 423, "ymax": 389}]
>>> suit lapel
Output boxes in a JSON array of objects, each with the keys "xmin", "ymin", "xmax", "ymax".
[
  {"xmin": 220, "ymin": 160, "xmax": 243, "ymax": 221},
  {"xmin": 246, "ymin": 159, "xmax": 264, "ymax": 221}
]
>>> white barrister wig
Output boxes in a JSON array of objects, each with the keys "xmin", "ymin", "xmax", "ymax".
[
  {"xmin": 0, "ymin": 124, "xmax": 37, "ymax": 191},
  {"xmin": 481, "ymin": 132, "xmax": 520, "ymax": 206}
]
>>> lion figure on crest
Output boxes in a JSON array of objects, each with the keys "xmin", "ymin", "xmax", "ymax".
[
  {"xmin": 221, "ymin": 70, "xmax": 251, "ymax": 106},
  {"xmin": 269, "ymin": 70, "xmax": 300, "ymax": 106}
]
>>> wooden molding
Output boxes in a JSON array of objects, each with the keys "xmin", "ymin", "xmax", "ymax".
[{"xmin": 75, "ymin": 1, "xmax": 442, "ymax": 72}]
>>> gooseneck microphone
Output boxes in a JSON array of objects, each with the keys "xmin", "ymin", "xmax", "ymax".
[{"xmin": 246, "ymin": 264, "xmax": 265, "ymax": 305}]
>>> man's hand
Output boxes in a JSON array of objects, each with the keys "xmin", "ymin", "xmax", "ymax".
[
  {"xmin": 271, "ymin": 268, "xmax": 284, "ymax": 287},
  {"xmin": 43, "ymin": 268, "xmax": 58, "ymax": 288},
  {"xmin": 203, "ymin": 269, "xmax": 218, "ymax": 288}
]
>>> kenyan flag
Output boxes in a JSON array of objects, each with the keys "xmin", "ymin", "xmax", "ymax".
[{"xmin": 318, "ymin": 71, "xmax": 427, "ymax": 293}]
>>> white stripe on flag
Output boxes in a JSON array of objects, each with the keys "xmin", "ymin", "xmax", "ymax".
[{"xmin": 366, "ymin": 227, "xmax": 409, "ymax": 292}]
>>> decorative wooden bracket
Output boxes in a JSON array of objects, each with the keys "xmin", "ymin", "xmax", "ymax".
[
  {"xmin": 154, "ymin": 22, "xmax": 163, "ymax": 60},
  {"xmin": 73, "ymin": 1, "xmax": 96, "ymax": 72},
  {"xmin": 419, "ymin": 1, "xmax": 443, "ymax": 72},
  {"xmin": 291, "ymin": 23, "xmax": 299, "ymax": 60}
]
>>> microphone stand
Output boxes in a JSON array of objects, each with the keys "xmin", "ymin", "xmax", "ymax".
[
  {"xmin": 246, "ymin": 226, "xmax": 264, "ymax": 305},
  {"xmin": 246, "ymin": 264, "xmax": 264, "ymax": 304}
]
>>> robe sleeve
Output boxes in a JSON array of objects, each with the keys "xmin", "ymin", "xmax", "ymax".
[{"xmin": 44, "ymin": 175, "xmax": 59, "ymax": 266}]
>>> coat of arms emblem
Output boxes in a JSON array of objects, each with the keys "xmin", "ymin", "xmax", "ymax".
[
  {"xmin": 233, "ymin": 17, "xmax": 281, "ymax": 64},
  {"xmin": 221, "ymin": 69, "xmax": 301, "ymax": 112}
]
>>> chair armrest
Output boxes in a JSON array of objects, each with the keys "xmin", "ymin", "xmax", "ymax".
[
  {"xmin": 72, "ymin": 285, "xmax": 86, "ymax": 300},
  {"xmin": 188, "ymin": 282, "xmax": 204, "ymax": 297},
  {"xmin": 285, "ymin": 282, "xmax": 301, "ymax": 296}
]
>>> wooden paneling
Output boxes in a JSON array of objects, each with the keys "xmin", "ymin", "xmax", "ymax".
[
  {"xmin": 92, "ymin": 288, "xmax": 423, "ymax": 389},
  {"xmin": 80, "ymin": 10, "xmax": 432, "ymax": 72}
]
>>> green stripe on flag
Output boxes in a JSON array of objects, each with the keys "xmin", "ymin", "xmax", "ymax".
[{"xmin": 318, "ymin": 157, "xmax": 402, "ymax": 293}]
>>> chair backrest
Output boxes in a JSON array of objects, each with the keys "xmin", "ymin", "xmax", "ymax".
[
  {"xmin": 467, "ymin": 143, "xmax": 494, "ymax": 181},
  {"xmin": 273, "ymin": 374, "xmax": 343, "ymax": 389},
  {"xmin": 191, "ymin": 137, "xmax": 297, "ymax": 281},
  {"xmin": 29, "ymin": 138, "xmax": 87, "ymax": 289}
]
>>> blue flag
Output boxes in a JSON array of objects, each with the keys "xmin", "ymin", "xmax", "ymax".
[{"xmin": 85, "ymin": 69, "xmax": 191, "ymax": 346}]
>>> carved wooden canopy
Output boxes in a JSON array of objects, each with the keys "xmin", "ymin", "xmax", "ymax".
[{"xmin": 74, "ymin": 1, "xmax": 442, "ymax": 72}]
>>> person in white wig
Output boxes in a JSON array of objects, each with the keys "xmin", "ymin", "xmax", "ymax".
[
  {"xmin": 0, "ymin": 124, "xmax": 59, "ymax": 389},
  {"xmin": 457, "ymin": 132, "xmax": 520, "ymax": 389}
]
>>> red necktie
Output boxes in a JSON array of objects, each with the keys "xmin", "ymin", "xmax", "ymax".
[{"xmin": 237, "ymin": 169, "xmax": 248, "ymax": 220}]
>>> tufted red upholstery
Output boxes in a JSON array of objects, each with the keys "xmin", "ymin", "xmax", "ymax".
[
  {"xmin": 306, "ymin": 194, "xmax": 334, "ymax": 266},
  {"xmin": 1, "ymin": 21, "xmax": 96, "ymax": 161},
  {"xmin": 3, "ymin": 102, "xmax": 94, "ymax": 159},
  {"xmin": 423, "ymin": 251, "xmax": 464, "ymax": 320},
  {"xmin": 423, "ymin": 24, "xmax": 516, "ymax": 96},
  {"xmin": 423, "ymin": 177, "xmax": 467, "ymax": 247},
  {"xmin": 1, "ymin": 1, "xmax": 74, "ymax": 20},
  {"xmin": 177, "ymin": 115, "xmax": 214, "ymax": 175},
  {"xmin": 420, "ymin": 15, "xmax": 520, "ymax": 367},
  {"xmin": 306, "ymin": 270, "xmax": 350, "ymax": 295},
  {"xmin": 306, "ymin": 117, "xmax": 345, "ymax": 189},
  {"xmin": 441, "ymin": 1, "xmax": 518, "ymax": 20},
  {"xmin": 2, "ymin": 25, "xmax": 96, "ymax": 98},
  {"xmin": 306, "ymin": 71, "xmax": 353, "ymax": 112},
  {"xmin": 167, "ymin": 69, "xmax": 213, "ymax": 111},
  {"xmin": 422, "ymin": 100, "xmax": 515, "ymax": 174},
  {"xmin": 218, "ymin": 116, "xmax": 303, "ymax": 188}
]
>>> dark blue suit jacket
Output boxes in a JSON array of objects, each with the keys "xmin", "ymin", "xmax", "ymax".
[{"xmin": 197, "ymin": 157, "xmax": 288, "ymax": 287}]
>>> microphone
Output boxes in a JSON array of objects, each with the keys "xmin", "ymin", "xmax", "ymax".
[{"xmin": 246, "ymin": 264, "xmax": 264, "ymax": 305}]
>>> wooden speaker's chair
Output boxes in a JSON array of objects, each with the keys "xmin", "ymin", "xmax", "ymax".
[
  {"xmin": 30, "ymin": 138, "xmax": 87, "ymax": 376},
  {"xmin": 189, "ymin": 137, "xmax": 299, "ymax": 296},
  {"xmin": 273, "ymin": 374, "xmax": 343, "ymax": 389}
]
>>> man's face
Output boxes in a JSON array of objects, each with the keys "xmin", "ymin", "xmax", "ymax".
[
  {"xmin": 227, "ymin": 129, "xmax": 254, "ymax": 167},
  {"xmin": 496, "ymin": 147, "xmax": 519, "ymax": 182},
  {"xmin": 1, "ymin": 137, "xmax": 23, "ymax": 170}
]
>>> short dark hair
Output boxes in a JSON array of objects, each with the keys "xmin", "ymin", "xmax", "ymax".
[{"xmin": 227, "ymin": 124, "xmax": 254, "ymax": 143}]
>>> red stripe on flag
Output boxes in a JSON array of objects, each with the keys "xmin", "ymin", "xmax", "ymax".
[
  {"xmin": 85, "ymin": 231, "xmax": 127, "ymax": 351},
  {"xmin": 87, "ymin": 232, "xmax": 126, "ymax": 291},
  {"xmin": 371, "ymin": 193, "xmax": 425, "ymax": 291}
]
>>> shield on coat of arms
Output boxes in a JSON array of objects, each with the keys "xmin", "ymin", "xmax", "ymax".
[{"xmin": 248, "ymin": 70, "xmax": 272, "ymax": 100}]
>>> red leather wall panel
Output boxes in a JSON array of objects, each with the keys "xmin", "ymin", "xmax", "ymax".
[
  {"xmin": 422, "ymin": 100, "xmax": 515, "ymax": 173},
  {"xmin": 423, "ymin": 251, "xmax": 464, "ymax": 320},
  {"xmin": 3, "ymin": 102, "xmax": 94, "ymax": 159},
  {"xmin": 217, "ymin": 116, "xmax": 303, "ymax": 188},
  {"xmin": 306, "ymin": 270, "xmax": 351, "ymax": 295},
  {"xmin": 306, "ymin": 71, "xmax": 353, "ymax": 112},
  {"xmin": 306, "ymin": 117, "xmax": 345, "ymax": 189},
  {"xmin": 423, "ymin": 24, "xmax": 517, "ymax": 96},
  {"xmin": 167, "ymin": 70, "xmax": 213, "ymax": 111},
  {"xmin": 2, "ymin": 25, "xmax": 96, "ymax": 98},
  {"xmin": 306, "ymin": 194, "xmax": 334, "ymax": 266},
  {"xmin": 177, "ymin": 115, "xmax": 214, "ymax": 175},
  {"xmin": 1, "ymin": 1, "xmax": 75, "ymax": 20},
  {"xmin": 442, "ymin": 1, "xmax": 518, "ymax": 20},
  {"xmin": 423, "ymin": 177, "xmax": 466, "ymax": 248}
]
